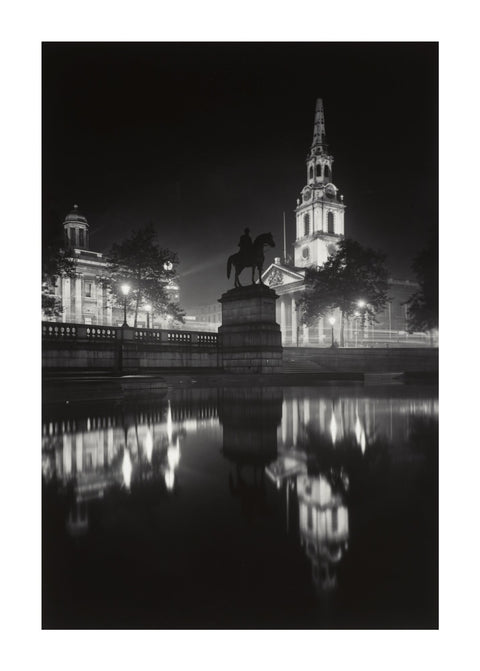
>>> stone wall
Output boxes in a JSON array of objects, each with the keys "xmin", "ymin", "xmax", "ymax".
[{"xmin": 283, "ymin": 346, "xmax": 438, "ymax": 373}]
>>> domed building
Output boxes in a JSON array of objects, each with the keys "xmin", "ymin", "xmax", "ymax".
[{"xmin": 46, "ymin": 205, "xmax": 180, "ymax": 327}]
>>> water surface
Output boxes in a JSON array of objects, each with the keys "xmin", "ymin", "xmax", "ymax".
[{"xmin": 42, "ymin": 384, "xmax": 438, "ymax": 628}]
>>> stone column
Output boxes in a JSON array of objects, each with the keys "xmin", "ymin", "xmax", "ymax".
[
  {"xmin": 75, "ymin": 277, "xmax": 82, "ymax": 323},
  {"xmin": 280, "ymin": 298, "xmax": 286, "ymax": 345},
  {"xmin": 303, "ymin": 324, "xmax": 309, "ymax": 346},
  {"xmin": 291, "ymin": 297, "xmax": 297, "ymax": 347},
  {"xmin": 63, "ymin": 277, "xmax": 71, "ymax": 322},
  {"xmin": 96, "ymin": 281, "xmax": 103, "ymax": 325}
]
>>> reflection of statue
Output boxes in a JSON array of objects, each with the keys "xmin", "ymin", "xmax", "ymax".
[
  {"xmin": 219, "ymin": 387, "xmax": 283, "ymax": 518},
  {"xmin": 227, "ymin": 232, "xmax": 275, "ymax": 287}
]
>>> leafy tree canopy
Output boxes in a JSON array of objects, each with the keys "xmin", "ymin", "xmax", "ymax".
[
  {"xmin": 406, "ymin": 229, "xmax": 438, "ymax": 334},
  {"xmin": 298, "ymin": 238, "xmax": 389, "ymax": 346},
  {"xmin": 106, "ymin": 223, "xmax": 184, "ymax": 326}
]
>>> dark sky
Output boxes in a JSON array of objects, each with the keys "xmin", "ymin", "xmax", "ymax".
[{"xmin": 42, "ymin": 42, "xmax": 438, "ymax": 308}]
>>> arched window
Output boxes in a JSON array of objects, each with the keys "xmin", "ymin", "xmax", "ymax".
[
  {"xmin": 316, "ymin": 163, "xmax": 321, "ymax": 177},
  {"xmin": 304, "ymin": 213, "xmax": 310, "ymax": 236},
  {"xmin": 79, "ymin": 229, "xmax": 85, "ymax": 247},
  {"xmin": 327, "ymin": 211, "xmax": 334, "ymax": 234},
  {"xmin": 309, "ymin": 166, "xmax": 313, "ymax": 180},
  {"xmin": 70, "ymin": 229, "xmax": 76, "ymax": 246},
  {"xmin": 324, "ymin": 164, "xmax": 330, "ymax": 178}
]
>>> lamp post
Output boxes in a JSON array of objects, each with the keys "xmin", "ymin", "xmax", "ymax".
[
  {"xmin": 145, "ymin": 304, "xmax": 151, "ymax": 329},
  {"xmin": 357, "ymin": 300, "xmax": 366, "ymax": 345},
  {"xmin": 121, "ymin": 283, "xmax": 131, "ymax": 327},
  {"xmin": 354, "ymin": 310, "xmax": 360, "ymax": 348},
  {"xmin": 328, "ymin": 316, "xmax": 335, "ymax": 348}
]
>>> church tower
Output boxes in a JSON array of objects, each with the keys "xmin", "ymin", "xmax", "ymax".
[
  {"xmin": 63, "ymin": 204, "xmax": 89, "ymax": 250},
  {"xmin": 294, "ymin": 99, "xmax": 345, "ymax": 268}
]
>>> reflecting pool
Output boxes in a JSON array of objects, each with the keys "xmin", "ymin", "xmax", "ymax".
[{"xmin": 42, "ymin": 384, "xmax": 438, "ymax": 629}]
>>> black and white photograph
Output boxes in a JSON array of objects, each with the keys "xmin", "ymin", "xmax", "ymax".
[{"xmin": 40, "ymin": 40, "xmax": 440, "ymax": 631}]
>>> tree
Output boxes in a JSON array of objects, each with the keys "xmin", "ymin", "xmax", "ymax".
[
  {"xmin": 42, "ymin": 207, "xmax": 76, "ymax": 317},
  {"xmin": 106, "ymin": 223, "xmax": 184, "ymax": 327},
  {"xmin": 406, "ymin": 230, "xmax": 438, "ymax": 337},
  {"xmin": 298, "ymin": 238, "xmax": 389, "ymax": 347}
]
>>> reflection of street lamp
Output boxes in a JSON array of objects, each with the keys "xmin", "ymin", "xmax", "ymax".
[
  {"xmin": 121, "ymin": 283, "xmax": 131, "ymax": 327},
  {"xmin": 145, "ymin": 304, "xmax": 151, "ymax": 329},
  {"xmin": 328, "ymin": 316, "xmax": 335, "ymax": 348}
]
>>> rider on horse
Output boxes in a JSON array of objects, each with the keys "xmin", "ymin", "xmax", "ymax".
[{"xmin": 238, "ymin": 228, "xmax": 253, "ymax": 264}]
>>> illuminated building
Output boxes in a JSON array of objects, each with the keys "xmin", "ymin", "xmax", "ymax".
[
  {"xmin": 45, "ymin": 204, "xmax": 180, "ymax": 327},
  {"xmin": 261, "ymin": 98, "xmax": 423, "ymax": 346}
]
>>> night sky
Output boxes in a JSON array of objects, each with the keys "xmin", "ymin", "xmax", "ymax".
[{"xmin": 42, "ymin": 42, "xmax": 438, "ymax": 308}]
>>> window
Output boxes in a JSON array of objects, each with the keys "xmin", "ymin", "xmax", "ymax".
[
  {"xmin": 309, "ymin": 166, "xmax": 313, "ymax": 180},
  {"xmin": 85, "ymin": 281, "xmax": 92, "ymax": 297},
  {"xmin": 316, "ymin": 163, "xmax": 321, "ymax": 177},
  {"xmin": 79, "ymin": 229, "xmax": 85, "ymax": 247},
  {"xmin": 70, "ymin": 229, "xmax": 76, "ymax": 246},
  {"xmin": 324, "ymin": 164, "xmax": 330, "ymax": 178},
  {"xmin": 304, "ymin": 213, "xmax": 310, "ymax": 236},
  {"xmin": 327, "ymin": 211, "xmax": 334, "ymax": 234}
]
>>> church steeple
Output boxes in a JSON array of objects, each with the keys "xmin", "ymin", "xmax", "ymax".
[
  {"xmin": 294, "ymin": 99, "xmax": 346, "ymax": 269},
  {"xmin": 311, "ymin": 98, "xmax": 327, "ymax": 151}
]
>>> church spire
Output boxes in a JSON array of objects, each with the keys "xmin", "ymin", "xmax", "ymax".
[{"xmin": 311, "ymin": 98, "xmax": 327, "ymax": 149}]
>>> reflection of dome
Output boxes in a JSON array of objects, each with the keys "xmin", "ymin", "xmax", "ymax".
[{"xmin": 64, "ymin": 204, "xmax": 88, "ymax": 226}]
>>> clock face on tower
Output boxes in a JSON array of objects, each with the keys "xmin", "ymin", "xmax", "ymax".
[
  {"xmin": 303, "ymin": 190, "xmax": 311, "ymax": 201},
  {"xmin": 325, "ymin": 183, "xmax": 336, "ymax": 198}
]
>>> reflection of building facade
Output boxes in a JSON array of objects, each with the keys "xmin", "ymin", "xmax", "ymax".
[
  {"xmin": 297, "ymin": 474, "xmax": 349, "ymax": 592},
  {"xmin": 47, "ymin": 204, "xmax": 180, "ymax": 327},
  {"xmin": 42, "ymin": 395, "xmax": 220, "ymax": 535}
]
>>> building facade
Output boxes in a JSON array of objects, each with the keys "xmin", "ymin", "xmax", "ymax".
[
  {"xmin": 261, "ymin": 99, "xmax": 425, "ymax": 346},
  {"xmin": 47, "ymin": 205, "xmax": 180, "ymax": 328}
]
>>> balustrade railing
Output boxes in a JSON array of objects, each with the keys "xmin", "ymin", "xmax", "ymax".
[{"xmin": 42, "ymin": 321, "xmax": 218, "ymax": 347}]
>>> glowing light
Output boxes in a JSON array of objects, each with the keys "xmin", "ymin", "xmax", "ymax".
[
  {"xmin": 166, "ymin": 401, "xmax": 173, "ymax": 445},
  {"xmin": 121, "ymin": 283, "xmax": 131, "ymax": 296},
  {"xmin": 122, "ymin": 449, "xmax": 132, "ymax": 489},
  {"xmin": 167, "ymin": 437, "xmax": 180, "ymax": 469},
  {"xmin": 330, "ymin": 412, "xmax": 338, "ymax": 445},
  {"xmin": 355, "ymin": 414, "xmax": 366, "ymax": 454},
  {"xmin": 165, "ymin": 469, "xmax": 175, "ymax": 491},
  {"xmin": 328, "ymin": 316, "xmax": 336, "ymax": 326},
  {"xmin": 357, "ymin": 299, "xmax": 366, "ymax": 308},
  {"xmin": 145, "ymin": 428, "xmax": 153, "ymax": 462},
  {"xmin": 144, "ymin": 304, "xmax": 151, "ymax": 313}
]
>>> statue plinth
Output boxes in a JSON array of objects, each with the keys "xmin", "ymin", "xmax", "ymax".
[{"xmin": 218, "ymin": 284, "xmax": 283, "ymax": 374}]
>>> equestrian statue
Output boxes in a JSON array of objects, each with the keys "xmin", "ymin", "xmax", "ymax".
[{"xmin": 227, "ymin": 229, "xmax": 275, "ymax": 288}]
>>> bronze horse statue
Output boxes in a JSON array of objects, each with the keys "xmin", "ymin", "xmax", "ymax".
[{"xmin": 227, "ymin": 232, "xmax": 275, "ymax": 288}]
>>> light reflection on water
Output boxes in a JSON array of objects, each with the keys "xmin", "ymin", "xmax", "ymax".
[{"xmin": 42, "ymin": 385, "xmax": 438, "ymax": 628}]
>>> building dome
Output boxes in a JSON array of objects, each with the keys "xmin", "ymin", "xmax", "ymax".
[{"xmin": 64, "ymin": 204, "xmax": 88, "ymax": 226}]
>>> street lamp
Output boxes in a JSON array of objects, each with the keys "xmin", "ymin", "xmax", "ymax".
[
  {"xmin": 328, "ymin": 316, "xmax": 335, "ymax": 348},
  {"xmin": 145, "ymin": 304, "xmax": 152, "ymax": 329},
  {"xmin": 354, "ymin": 310, "xmax": 360, "ymax": 348},
  {"xmin": 121, "ymin": 283, "xmax": 131, "ymax": 327}
]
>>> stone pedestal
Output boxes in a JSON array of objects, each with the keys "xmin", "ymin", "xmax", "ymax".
[{"xmin": 218, "ymin": 284, "xmax": 283, "ymax": 373}]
